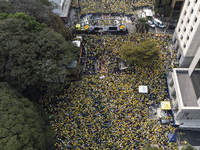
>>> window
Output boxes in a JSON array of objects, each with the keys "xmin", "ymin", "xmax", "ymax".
[
  {"xmin": 188, "ymin": 1, "xmax": 190, "ymax": 6},
  {"xmin": 194, "ymin": 17, "xmax": 198, "ymax": 22},
  {"xmin": 184, "ymin": 27, "xmax": 186, "ymax": 32},
  {"xmin": 187, "ymin": 18, "xmax": 190, "ymax": 23},
  {"xmin": 184, "ymin": 43, "xmax": 186, "ymax": 48},
  {"xmin": 191, "ymin": 8, "xmax": 194, "ymax": 14},
  {"xmin": 184, "ymin": 10, "xmax": 187, "ymax": 15},
  {"xmin": 191, "ymin": 26, "xmax": 193, "ymax": 32},
  {"xmin": 195, "ymin": 0, "xmax": 198, "ymax": 3},
  {"xmin": 178, "ymin": 28, "xmax": 181, "ymax": 32},
  {"xmin": 187, "ymin": 36, "xmax": 189, "ymax": 40},
  {"xmin": 181, "ymin": 35, "xmax": 183, "ymax": 40},
  {"xmin": 181, "ymin": 20, "xmax": 183, "ymax": 24}
]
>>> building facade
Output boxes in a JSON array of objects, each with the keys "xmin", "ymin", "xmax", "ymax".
[
  {"xmin": 172, "ymin": 0, "xmax": 200, "ymax": 68},
  {"xmin": 49, "ymin": 0, "xmax": 71, "ymax": 18},
  {"xmin": 169, "ymin": 0, "xmax": 200, "ymax": 129}
]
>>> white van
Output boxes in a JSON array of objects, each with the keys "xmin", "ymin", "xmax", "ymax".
[
  {"xmin": 153, "ymin": 18, "xmax": 166, "ymax": 28},
  {"xmin": 148, "ymin": 20, "xmax": 155, "ymax": 28}
]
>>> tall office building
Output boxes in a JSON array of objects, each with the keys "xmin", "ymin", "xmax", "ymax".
[
  {"xmin": 49, "ymin": 0, "xmax": 71, "ymax": 18},
  {"xmin": 172, "ymin": 0, "xmax": 200, "ymax": 68},
  {"xmin": 168, "ymin": 0, "xmax": 200, "ymax": 128}
]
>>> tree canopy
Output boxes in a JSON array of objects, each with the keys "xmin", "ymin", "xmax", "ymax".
[
  {"xmin": 119, "ymin": 38, "xmax": 160, "ymax": 67},
  {"xmin": 135, "ymin": 18, "xmax": 149, "ymax": 34},
  {"xmin": 142, "ymin": 142, "xmax": 162, "ymax": 150},
  {"xmin": 0, "ymin": 12, "xmax": 47, "ymax": 32},
  {"xmin": 153, "ymin": 0, "xmax": 171, "ymax": 17},
  {"xmin": 181, "ymin": 144, "xmax": 197, "ymax": 150},
  {"xmin": 0, "ymin": 0, "xmax": 72, "ymax": 40},
  {"xmin": 0, "ymin": 82, "xmax": 55, "ymax": 150},
  {"xmin": 0, "ymin": 17, "xmax": 78, "ymax": 100}
]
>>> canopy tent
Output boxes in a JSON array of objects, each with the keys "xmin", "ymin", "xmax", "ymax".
[
  {"xmin": 161, "ymin": 101, "xmax": 171, "ymax": 110},
  {"xmin": 168, "ymin": 133, "xmax": 176, "ymax": 142},
  {"xmin": 99, "ymin": 75, "xmax": 105, "ymax": 79},
  {"xmin": 139, "ymin": 86, "xmax": 148, "ymax": 93},
  {"xmin": 119, "ymin": 66, "xmax": 128, "ymax": 70},
  {"xmin": 144, "ymin": 9, "xmax": 153, "ymax": 17},
  {"xmin": 72, "ymin": 40, "xmax": 81, "ymax": 47}
]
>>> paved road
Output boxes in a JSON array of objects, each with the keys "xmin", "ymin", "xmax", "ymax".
[
  {"xmin": 149, "ymin": 27, "xmax": 175, "ymax": 34},
  {"xmin": 176, "ymin": 129, "xmax": 200, "ymax": 150}
]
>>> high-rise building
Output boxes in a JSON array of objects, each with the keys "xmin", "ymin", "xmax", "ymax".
[
  {"xmin": 49, "ymin": 0, "xmax": 71, "ymax": 18},
  {"xmin": 172, "ymin": 0, "xmax": 200, "ymax": 68},
  {"xmin": 168, "ymin": 0, "xmax": 200, "ymax": 129}
]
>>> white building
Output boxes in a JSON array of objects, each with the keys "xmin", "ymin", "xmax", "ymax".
[
  {"xmin": 49, "ymin": 0, "xmax": 71, "ymax": 18},
  {"xmin": 172, "ymin": 0, "xmax": 200, "ymax": 68},
  {"xmin": 169, "ymin": 0, "xmax": 200, "ymax": 129}
]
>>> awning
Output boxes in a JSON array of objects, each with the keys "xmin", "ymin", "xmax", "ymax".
[{"xmin": 161, "ymin": 101, "xmax": 171, "ymax": 110}]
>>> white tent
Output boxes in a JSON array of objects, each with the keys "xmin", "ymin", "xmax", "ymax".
[
  {"xmin": 72, "ymin": 40, "xmax": 81, "ymax": 47},
  {"xmin": 144, "ymin": 9, "xmax": 153, "ymax": 17},
  {"xmin": 99, "ymin": 75, "xmax": 105, "ymax": 79},
  {"xmin": 139, "ymin": 86, "xmax": 148, "ymax": 93}
]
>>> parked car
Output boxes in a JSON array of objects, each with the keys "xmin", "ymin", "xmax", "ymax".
[
  {"xmin": 147, "ymin": 20, "xmax": 155, "ymax": 28},
  {"xmin": 153, "ymin": 18, "xmax": 166, "ymax": 28},
  {"xmin": 168, "ymin": 24, "xmax": 176, "ymax": 30}
]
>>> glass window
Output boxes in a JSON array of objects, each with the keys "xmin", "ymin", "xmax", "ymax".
[
  {"xmin": 191, "ymin": 26, "xmax": 193, "ymax": 32},
  {"xmin": 188, "ymin": 1, "xmax": 190, "ymax": 6},
  {"xmin": 187, "ymin": 18, "xmax": 190, "ymax": 23},
  {"xmin": 191, "ymin": 8, "xmax": 194, "ymax": 14},
  {"xmin": 194, "ymin": 17, "xmax": 197, "ymax": 22}
]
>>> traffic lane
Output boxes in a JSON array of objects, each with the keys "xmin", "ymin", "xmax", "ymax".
[
  {"xmin": 149, "ymin": 27, "xmax": 175, "ymax": 34},
  {"xmin": 176, "ymin": 129, "xmax": 200, "ymax": 146}
]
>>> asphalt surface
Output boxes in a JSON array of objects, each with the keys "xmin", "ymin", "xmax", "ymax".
[{"xmin": 176, "ymin": 129, "xmax": 200, "ymax": 149}]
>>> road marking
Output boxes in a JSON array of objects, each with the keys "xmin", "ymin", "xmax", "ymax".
[
  {"xmin": 179, "ymin": 132, "xmax": 186, "ymax": 135},
  {"xmin": 181, "ymin": 141, "xmax": 187, "ymax": 144}
]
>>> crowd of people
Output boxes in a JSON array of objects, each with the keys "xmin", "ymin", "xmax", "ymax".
[
  {"xmin": 40, "ymin": 32, "xmax": 179, "ymax": 149},
  {"xmin": 71, "ymin": 0, "xmax": 154, "ymax": 14},
  {"xmin": 39, "ymin": 0, "xmax": 181, "ymax": 149}
]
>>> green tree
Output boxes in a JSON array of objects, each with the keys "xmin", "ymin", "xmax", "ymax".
[
  {"xmin": 143, "ymin": 142, "xmax": 162, "ymax": 150},
  {"xmin": 0, "ymin": 0, "xmax": 11, "ymax": 13},
  {"xmin": 153, "ymin": 0, "xmax": 171, "ymax": 17},
  {"xmin": 135, "ymin": 18, "xmax": 149, "ymax": 33},
  {"xmin": 37, "ymin": 0, "xmax": 51, "ymax": 5},
  {"xmin": 0, "ymin": 82, "xmax": 55, "ymax": 150},
  {"xmin": 0, "ymin": 0, "xmax": 72, "ymax": 40},
  {"xmin": 0, "ymin": 12, "xmax": 47, "ymax": 32},
  {"xmin": 0, "ymin": 18, "xmax": 78, "ymax": 100},
  {"xmin": 120, "ymin": 38, "xmax": 159, "ymax": 66},
  {"xmin": 49, "ymin": 12, "xmax": 72, "ymax": 40},
  {"xmin": 181, "ymin": 144, "xmax": 197, "ymax": 150}
]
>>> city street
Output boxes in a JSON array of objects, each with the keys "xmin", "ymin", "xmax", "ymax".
[
  {"xmin": 176, "ymin": 129, "xmax": 200, "ymax": 150},
  {"xmin": 150, "ymin": 27, "xmax": 175, "ymax": 34}
]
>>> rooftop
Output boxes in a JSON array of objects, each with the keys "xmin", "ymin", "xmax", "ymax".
[{"xmin": 176, "ymin": 70, "xmax": 199, "ymax": 107}]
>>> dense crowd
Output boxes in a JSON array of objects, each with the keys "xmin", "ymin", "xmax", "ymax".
[
  {"xmin": 71, "ymin": 0, "xmax": 154, "ymax": 14},
  {"xmin": 40, "ymin": 32, "xmax": 179, "ymax": 149}
]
